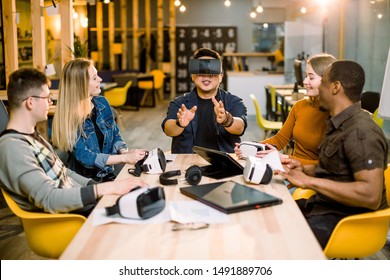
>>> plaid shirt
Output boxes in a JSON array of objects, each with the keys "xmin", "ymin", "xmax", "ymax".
[{"xmin": 23, "ymin": 134, "xmax": 72, "ymax": 190}]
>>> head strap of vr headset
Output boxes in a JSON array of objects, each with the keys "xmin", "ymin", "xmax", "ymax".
[{"xmin": 105, "ymin": 186, "xmax": 143, "ymax": 216}]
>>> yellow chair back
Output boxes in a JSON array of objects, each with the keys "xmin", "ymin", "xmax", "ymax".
[
  {"xmin": 323, "ymin": 164, "xmax": 390, "ymax": 259},
  {"xmin": 138, "ymin": 69, "xmax": 166, "ymax": 90},
  {"xmin": 1, "ymin": 188, "xmax": 86, "ymax": 259},
  {"xmin": 250, "ymin": 94, "xmax": 283, "ymax": 139},
  {"xmin": 292, "ymin": 188, "xmax": 316, "ymax": 200},
  {"xmin": 104, "ymin": 80, "xmax": 132, "ymax": 107},
  {"xmin": 372, "ymin": 108, "xmax": 384, "ymax": 128},
  {"xmin": 385, "ymin": 164, "xmax": 390, "ymax": 207}
]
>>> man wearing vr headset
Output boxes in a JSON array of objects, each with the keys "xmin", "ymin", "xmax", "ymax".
[
  {"xmin": 162, "ymin": 48, "xmax": 247, "ymax": 153},
  {"xmin": 0, "ymin": 68, "xmax": 148, "ymax": 217}
]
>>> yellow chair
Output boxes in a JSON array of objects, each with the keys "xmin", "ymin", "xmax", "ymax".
[
  {"xmin": 250, "ymin": 94, "xmax": 283, "ymax": 140},
  {"xmin": 138, "ymin": 69, "xmax": 166, "ymax": 107},
  {"xmin": 104, "ymin": 80, "xmax": 132, "ymax": 108},
  {"xmin": 386, "ymin": 164, "xmax": 390, "ymax": 203},
  {"xmin": 372, "ymin": 108, "xmax": 384, "ymax": 128},
  {"xmin": 292, "ymin": 188, "xmax": 316, "ymax": 200},
  {"xmin": 323, "ymin": 164, "xmax": 390, "ymax": 259},
  {"xmin": 1, "ymin": 188, "xmax": 86, "ymax": 259},
  {"xmin": 269, "ymin": 86, "xmax": 282, "ymax": 120}
]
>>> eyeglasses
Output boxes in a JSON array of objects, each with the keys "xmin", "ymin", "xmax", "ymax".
[{"xmin": 23, "ymin": 94, "xmax": 53, "ymax": 103}]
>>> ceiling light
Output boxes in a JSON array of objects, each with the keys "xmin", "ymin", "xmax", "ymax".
[
  {"xmin": 174, "ymin": 0, "xmax": 181, "ymax": 7},
  {"xmin": 103, "ymin": 0, "xmax": 110, "ymax": 4},
  {"xmin": 224, "ymin": 0, "xmax": 231, "ymax": 7},
  {"xmin": 256, "ymin": 4, "xmax": 263, "ymax": 13},
  {"xmin": 377, "ymin": 13, "xmax": 383, "ymax": 19},
  {"xmin": 300, "ymin": 7, "xmax": 307, "ymax": 14},
  {"xmin": 250, "ymin": 10, "xmax": 257, "ymax": 18},
  {"xmin": 179, "ymin": 5, "xmax": 186, "ymax": 13}
]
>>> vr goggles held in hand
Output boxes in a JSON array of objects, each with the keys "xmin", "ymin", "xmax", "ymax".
[
  {"xmin": 188, "ymin": 59, "xmax": 222, "ymax": 75},
  {"xmin": 239, "ymin": 141, "xmax": 269, "ymax": 159},
  {"xmin": 105, "ymin": 187, "xmax": 166, "ymax": 219},
  {"xmin": 128, "ymin": 148, "xmax": 166, "ymax": 177},
  {"xmin": 243, "ymin": 156, "xmax": 273, "ymax": 185}
]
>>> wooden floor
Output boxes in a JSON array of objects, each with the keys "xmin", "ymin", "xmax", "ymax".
[{"xmin": 0, "ymin": 99, "xmax": 389, "ymax": 260}]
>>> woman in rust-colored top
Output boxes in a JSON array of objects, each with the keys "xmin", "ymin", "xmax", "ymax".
[{"xmin": 236, "ymin": 53, "xmax": 337, "ymax": 166}]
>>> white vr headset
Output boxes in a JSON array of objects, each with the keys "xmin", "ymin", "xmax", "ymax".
[
  {"xmin": 142, "ymin": 148, "xmax": 166, "ymax": 174},
  {"xmin": 243, "ymin": 156, "xmax": 273, "ymax": 185},
  {"xmin": 128, "ymin": 148, "xmax": 167, "ymax": 177},
  {"xmin": 105, "ymin": 187, "xmax": 166, "ymax": 219},
  {"xmin": 239, "ymin": 141, "xmax": 268, "ymax": 158}
]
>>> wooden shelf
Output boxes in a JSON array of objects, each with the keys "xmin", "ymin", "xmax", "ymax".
[
  {"xmin": 223, "ymin": 52, "xmax": 275, "ymax": 72},
  {"xmin": 223, "ymin": 52, "xmax": 275, "ymax": 57},
  {"xmin": 18, "ymin": 39, "xmax": 33, "ymax": 42}
]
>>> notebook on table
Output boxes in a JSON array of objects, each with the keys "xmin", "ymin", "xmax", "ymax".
[
  {"xmin": 180, "ymin": 180, "xmax": 283, "ymax": 214},
  {"xmin": 192, "ymin": 146, "xmax": 244, "ymax": 179}
]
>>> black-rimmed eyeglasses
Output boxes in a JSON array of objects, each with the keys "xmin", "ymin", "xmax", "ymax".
[{"xmin": 23, "ymin": 94, "xmax": 53, "ymax": 103}]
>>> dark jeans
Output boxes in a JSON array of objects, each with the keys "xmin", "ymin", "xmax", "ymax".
[{"xmin": 296, "ymin": 199, "xmax": 344, "ymax": 249}]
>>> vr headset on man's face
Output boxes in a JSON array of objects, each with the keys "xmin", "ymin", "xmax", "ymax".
[{"xmin": 188, "ymin": 59, "xmax": 222, "ymax": 75}]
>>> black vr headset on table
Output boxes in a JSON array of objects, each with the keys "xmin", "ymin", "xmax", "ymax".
[
  {"xmin": 188, "ymin": 59, "xmax": 222, "ymax": 75},
  {"xmin": 106, "ymin": 186, "xmax": 166, "ymax": 219}
]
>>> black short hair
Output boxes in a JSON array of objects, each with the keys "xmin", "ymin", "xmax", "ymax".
[
  {"xmin": 7, "ymin": 68, "xmax": 49, "ymax": 109},
  {"xmin": 193, "ymin": 48, "xmax": 222, "ymax": 61},
  {"xmin": 327, "ymin": 60, "xmax": 365, "ymax": 102}
]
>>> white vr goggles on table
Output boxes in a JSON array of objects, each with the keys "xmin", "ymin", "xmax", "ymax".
[
  {"xmin": 243, "ymin": 156, "xmax": 273, "ymax": 185},
  {"xmin": 239, "ymin": 141, "xmax": 268, "ymax": 159},
  {"xmin": 128, "ymin": 148, "xmax": 167, "ymax": 177},
  {"xmin": 105, "ymin": 187, "xmax": 166, "ymax": 219}
]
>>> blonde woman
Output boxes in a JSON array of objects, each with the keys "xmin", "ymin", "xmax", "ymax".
[
  {"xmin": 52, "ymin": 58, "xmax": 146, "ymax": 182},
  {"xmin": 236, "ymin": 53, "xmax": 337, "ymax": 165}
]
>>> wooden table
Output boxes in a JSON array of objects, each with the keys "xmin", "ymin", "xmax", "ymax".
[{"xmin": 60, "ymin": 154, "xmax": 325, "ymax": 260}]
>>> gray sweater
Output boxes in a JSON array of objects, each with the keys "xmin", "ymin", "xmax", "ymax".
[{"xmin": 0, "ymin": 131, "xmax": 96, "ymax": 214}]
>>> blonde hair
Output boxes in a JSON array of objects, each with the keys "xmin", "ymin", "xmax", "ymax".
[
  {"xmin": 307, "ymin": 53, "xmax": 337, "ymax": 77},
  {"xmin": 52, "ymin": 58, "xmax": 93, "ymax": 151}
]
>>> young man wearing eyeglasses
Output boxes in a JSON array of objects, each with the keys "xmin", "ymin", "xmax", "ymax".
[
  {"xmin": 162, "ymin": 48, "xmax": 247, "ymax": 154},
  {"xmin": 0, "ymin": 68, "xmax": 147, "ymax": 217}
]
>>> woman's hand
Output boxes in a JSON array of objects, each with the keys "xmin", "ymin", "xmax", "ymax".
[
  {"xmin": 124, "ymin": 149, "xmax": 147, "ymax": 164},
  {"xmin": 256, "ymin": 143, "xmax": 277, "ymax": 158},
  {"xmin": 234, "ymin": 142, "xmax": 243, "ymax": 159}
]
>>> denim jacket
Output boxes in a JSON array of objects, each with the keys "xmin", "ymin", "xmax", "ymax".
[
  {"xmin": 71, "ymin": 96, "xmax": 127, "ymax": 179},
  {"xmin": 161, "ymin": 88, "xmax": 247, "ymax": 153}
]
